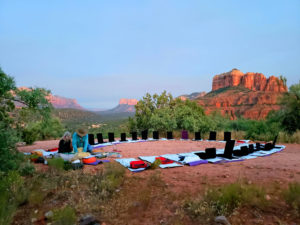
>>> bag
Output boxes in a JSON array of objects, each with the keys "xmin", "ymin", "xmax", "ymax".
[
  {"xmin": 155, "ymin": 157, "xmax": 174, "ymax": 164},
  {"xmin": 130, "ymin": 160, "xmax": 147, "ymax": 169}
]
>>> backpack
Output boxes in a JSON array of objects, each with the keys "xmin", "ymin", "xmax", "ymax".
[{"xmin": 130, "ymin": 160, "xmax": 147, "ymax": 169}]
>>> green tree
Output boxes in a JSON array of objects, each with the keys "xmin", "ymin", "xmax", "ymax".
[
  {"xmin": 280, "ymin": 81, "xmax": 300, "ymax": 133},
  {"xmin": 129, "ymin": 91, "xmax": 210, "ymax": 132}
]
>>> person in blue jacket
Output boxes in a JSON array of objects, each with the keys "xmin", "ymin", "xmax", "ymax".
[{"xmin": 72, "ymin": 128, "xmax": 91, "ymax": 153}]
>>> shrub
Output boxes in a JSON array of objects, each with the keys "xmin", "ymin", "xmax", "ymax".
[
  {"xmin": 52, "ymin": 206, "xmax": 76, "ymax": 225},
  {"xmin": 48, "ymin": 158, "xmax": 65, "ymax": 171},
  {"xmin": 283, "ymin": 182, "xmax": 300, "ymax": 215},
  {"xmin": 19, "ymin": 161, "xmax": 35, "ymax": 176}
]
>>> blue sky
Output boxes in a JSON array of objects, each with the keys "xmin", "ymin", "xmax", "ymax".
[{"xmin": 1, "ymin": 0, "xmax": 299, "ymax": 109}]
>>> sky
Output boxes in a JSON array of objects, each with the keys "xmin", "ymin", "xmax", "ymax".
[{"xmin": 0, "ymin": 0, "xmax": 300, "ymax": 109}]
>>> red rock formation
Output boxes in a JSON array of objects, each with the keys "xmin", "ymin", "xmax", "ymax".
[
  {"xmin": 119, "ymin": 98, "xmax": 138, "ymax": 106},
  {"xmin": 212, "ymin": 69, "xmax": 287, "ymax": 92},
  {"xmin": 46, "ymin": 95, "xmax": 84, "ymax": 110},
  {"xmin": 17, "ymin": 87, "xmax": 84, "ymax": 110},
  {"xmin": 197, "ymin": 69, "xmax": 287, "ymax": 120}
]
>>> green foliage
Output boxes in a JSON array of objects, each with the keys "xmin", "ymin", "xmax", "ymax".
[
  {"xmin": 48, "ymin": 158, "xmax": 65, "ymax": 171},
  {"xmin": 0, "ymin": 171, "xmax": 28, "ymax": 225},
  {"xmin": 130, "ymin": 91, "xmax": 210, "ymax": 132},
  {"xmin": 283, "ymin": 182, "xmax": 300, "ymax": 215},
  {"xmin": 19, "ymin": 161, "xmax": 35, "ymax": 176},
  {"xmin": 150, "ymin": 159, "xmax": 161, "ymax": 169},
  {"xmin": 52, "ymin": 206, "xmax": 77, "ymax": 225},
  {"xmin": 279, "ymin": 81, "xmax": 300, "ymax": 133}
]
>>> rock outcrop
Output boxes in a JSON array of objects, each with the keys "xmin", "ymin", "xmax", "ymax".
[
  {"xmin": 196, "ymin": 69, "xmax": 287, "ymax": 120},
  {"xmin": 212, "ymin": 69, "xmax": 287, "ymax": 92},
  {"xmin": 17, "ymin": 87, "xmax": 84, "ymax": 110},
  {"xmin": 178, "ymin": 92, "xmax": 206, "ymax": 101},
  {"xmin": 47, "ymin": 95, "xmax": 84, "ymax": 110}
]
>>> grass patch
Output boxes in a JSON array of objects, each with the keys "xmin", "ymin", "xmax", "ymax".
[
  {"xmin": 52, "ymin": 206, "xmax": 76, "ymax": 225},
  {"xmin": 283, "ymin": 182, "xmax": 300, "ymax": 215},
  {"xmin": 184, "ymin": 182, "xmax": 267, "ymax": 222}
]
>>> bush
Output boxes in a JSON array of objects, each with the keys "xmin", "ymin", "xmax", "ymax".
[
  {"xmin": 52, "ymin": 206, "xmax": 76, "ymax": 225},
  {"xmin": 48, "ymin": 158, "xmax": 65, "ymax": 171},
  {"xmin": 283, "ymin": 182, "xmax": 300, "ymax": 215},
  {"xmin": 19, "ymin": 161, "xmax": 35, "ymax": 176}
]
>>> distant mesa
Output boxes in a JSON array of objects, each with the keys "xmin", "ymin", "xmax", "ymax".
[
  {"xmin": 119, "ymin": 98, "xmax": 138, "ymax": 106},
  {"xmin": 104, "ymin": 98, "xmax": 138, "ymax": 113},
  {"xmin": 47, "ymin": 95, "xmax": 84, "ymax": 110}
]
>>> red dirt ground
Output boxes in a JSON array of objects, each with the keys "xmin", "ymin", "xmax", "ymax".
[{"xmin": 18, "ymin": 140, "xmax": 300, "ymax": 193}]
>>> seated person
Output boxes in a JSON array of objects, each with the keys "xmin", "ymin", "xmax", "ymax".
[
  {"xmin": 58, "ymin": 131, "xmax": 73, "ymax": 153},
  {"xmin": 72, "ymin": 128, "xmax": 91, "ymax": 153}
]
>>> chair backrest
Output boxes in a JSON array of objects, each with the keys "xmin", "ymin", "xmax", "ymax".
[
  {"xmin": 141, "ymin": 130, "xmax": 148, "ymax": 140},
  {"xmin": 224, "ymin": 131, "xmax": 231, "ymax": 141},
  {"xmin": 240, "ymin": 146, "xmax": 249, "ymax": 155},
  {"xmin": 97, "ymin": 133, "xmax": 104, "ymax": 144},
  {"xmin": 153, "ymin": 131, "xmax": 159, "ymax": 140},
  {"xmin": 131, "ymin": 132, "xmax": 138, "ymax": 140},
  {"xmin": 205, "ymin": 148, "xmax": 216, "ymax": 158},
  {"xmin": 120, "ymin": 133, "xmax": 126, "ymax": 141},
  {"xmin": 194, "ymin": 132, "xmax": 201, "ymax": 140},
  {"xmin": 224, "ymin": 140, "xmax": 235, "ymax": 156},
  {"xmin": 272, "ymin": 135, "xmax": 278, "ymax": 147},
  {"xmin": 248, "ymin": 144, "xmax": 254, "ymax": 153},
  {"xmin": 167, "ymin": 131, "xmax": 173, "ymax": 139},
  {"xmin": 209, "ymin": 131, "xmax": 216, "ymax": 141},
  {"xmin": 88, "ymin": 134, "xmax": 95, "ymax": 145},
  {"xmin": 108, "ymin": 132, "xmax": 115, "ymax": 142},
  {"xmin": 181, "ymin": 130, "xmax": 188, "ymax": 139},
  {"xmin": 256, "ymin": 142, "xmax": 261, "ymax": 150}
]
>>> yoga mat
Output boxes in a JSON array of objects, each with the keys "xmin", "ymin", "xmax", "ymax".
[{"xmin": 138, "ymin": 156, "xmax": 183, "ymax": 168}]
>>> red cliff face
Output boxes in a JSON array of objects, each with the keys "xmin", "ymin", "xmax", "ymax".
[
  {"xmin": 198, "ymin": 69, "xmax": 287, "ymax": 120},
  {"xmin": 212, "ymin": 69, "xmax": 287, "ymax": 92},
  {"xmin": 46, "ymin": 95, "xmax": 84, "ymax": 110}
]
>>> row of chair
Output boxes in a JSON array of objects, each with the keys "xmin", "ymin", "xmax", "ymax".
[
  {"xmin": 88, "ymin": 131, "xmax": 232, "ymax": 145},
  {"xmin": 195, "ymin": 135, "xmax": 278, "ymax": 160}
]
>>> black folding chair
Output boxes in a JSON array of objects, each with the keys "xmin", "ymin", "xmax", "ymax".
[
  {"xmin": 167, "ymin": 131, "xmax": 173, "ymax": 140},
  {"xmin": 108, "ymin": 132, "xmax": 115, "ymax": 143},
  {"xmin": 153, "ymin": 131, "xmax": 159, "ymax": 140},
  {"xmin": 120, "ymin": 133, "xmax": 127, "ymax": 142},
  {"xmin": 88, "ymin": 134, "xmax": 95, "ymax": 145},
  {"xmin": 209, "ymin": 131, "xmax": 216, "ymax": 141}
]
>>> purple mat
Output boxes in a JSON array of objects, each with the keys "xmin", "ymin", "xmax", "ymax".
[
  {"xmin": 84, "ymin": 159, "xmax": 102, "ymax": 165},
  {"xmin": 99, "ymin": 160, "xmax": 110, "ymax": 163},
  {"xmin": 188, "ymin": 160, "xmax": 208, "ymax": 166}
]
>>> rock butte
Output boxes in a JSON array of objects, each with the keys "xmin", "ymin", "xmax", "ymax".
[{"xmin": 196, "ymin": 69, "xmax": 287, "ymax": 120}]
